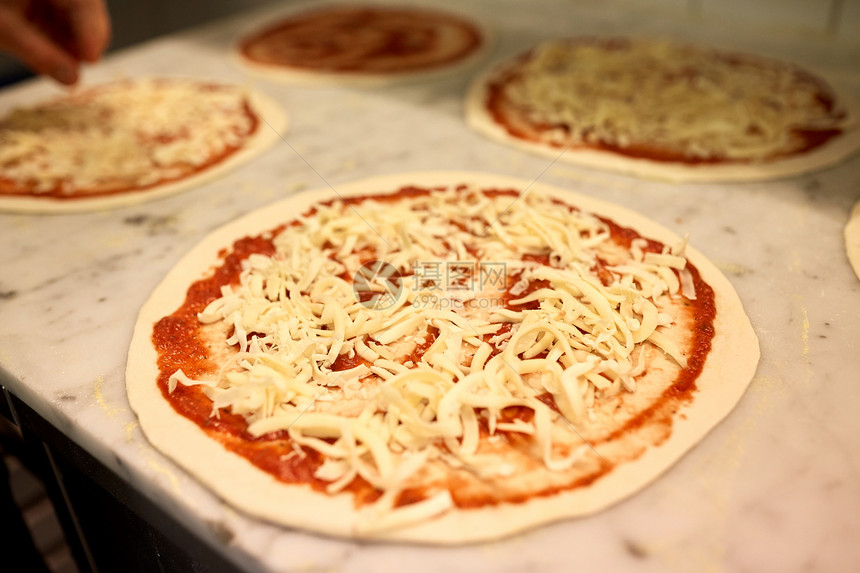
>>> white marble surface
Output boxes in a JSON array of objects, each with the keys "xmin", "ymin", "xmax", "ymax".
[{"xmin": 1, "ymin": 1, "xmax": 860, "ymax": 571}]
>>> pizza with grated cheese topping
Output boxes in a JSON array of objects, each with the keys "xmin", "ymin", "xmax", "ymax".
[
  {"xmin": 466, "ymin": 38, "xmax": 860, "ymax": 183},
  {"xmin": 235, "ymin": 5, "xmax": 489, "ymax": 86},
  {"xmin": 126, "ymin": 172, "xmax": 759, "ymax": 542},
  {"xmin": 0, "ymin": 78, "xmax": 286, "ymax": 213}
]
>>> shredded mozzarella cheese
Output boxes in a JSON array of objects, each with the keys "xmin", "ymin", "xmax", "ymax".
[{"xmin": 173, "ymin": 186, "xmax": 696, "ymax": 529}]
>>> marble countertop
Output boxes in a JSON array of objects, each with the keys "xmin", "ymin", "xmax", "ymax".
[{"xmin": 1, "ymin": 1, "xmax": 859, "ymax": 571}]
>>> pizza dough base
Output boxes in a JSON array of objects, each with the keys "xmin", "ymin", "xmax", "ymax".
[
  {"xmin": 0, "ymin": 88, "xmax": 287, "ymax": 214},
  {"xmin": 232, "ymin": 7, "xmax": 492, "ymax": 88},
  {"xmin": 465, "ymin": 61, "xmax": 860, "ymax": 184},
  {"xmin": 845, "ymin": 199, "xmax": 860, "ymax": 281},
  {"xmin": 126, "ymin": 171, "xmax": 760, "ymax": 544}
]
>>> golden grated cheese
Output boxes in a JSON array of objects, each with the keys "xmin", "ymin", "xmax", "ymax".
[
  {"xmin": 0, "ymin": 79, "xmax": 255, "ymax": 195},
  {"xmin": 497, "ymin": 38, "xmax": 848, "ymax": 161}
]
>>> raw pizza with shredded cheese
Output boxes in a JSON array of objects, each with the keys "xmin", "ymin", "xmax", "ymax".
[
  {"xmin": 0, "ymin": 78, "xmax": 286, "ymax": 213},
  {"xmin": 235, "ymin": 4, "xmax": 488, "ymax": 86},
  {"xmin": 467, "ymin": 37, "xmax": 860, "ymax": 183},
  {"xmin": 126, "ymin": 172, "xmax": 759, "ymax": 542}
]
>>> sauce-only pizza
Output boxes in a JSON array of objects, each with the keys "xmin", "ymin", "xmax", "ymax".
[
  {"xmin": 237, "ymin": 5, "xmax": 487, "ymax": 85},
  {"xmin": 467, "ymin": 38, "xmax": 860, "ymax": 182},
  {"xmin": 126, "ymin": 172, "xmax": 759, "ymax": 543},
  {"xmin": 0, "ymin": 78, "xmax": 286, "ymax": 213}
]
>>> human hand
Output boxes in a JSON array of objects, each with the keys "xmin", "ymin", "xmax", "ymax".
[{"xmin": 0, "ymin": 0, "xmax": 110, "ymax": 85}]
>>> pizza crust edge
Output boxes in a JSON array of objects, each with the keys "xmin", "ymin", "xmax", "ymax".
[{"xmin": 845, "ymin": 199, "xmax": 860, "ymax": 281}]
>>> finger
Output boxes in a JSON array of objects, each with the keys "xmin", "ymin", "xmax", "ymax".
[
  {"xmin": 58, "ymin": 0, "xmax": 111, "ymax": 62},
  {"xmin": 0, "ymin": 7, "xmax": 79, "ymax": 84}
]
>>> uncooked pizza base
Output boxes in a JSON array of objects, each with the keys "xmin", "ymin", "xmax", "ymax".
[
  {"xmin": 0, "ymin": 87, "xmax": 287, "ymax": 214},
  {"xmin": 126, "ymin": 171, "xmax": 759, "ymax": 543},
  {"xmin": 465, "ymin": 55, "xmax": 860, "ymax": 184},
  {"xmin": 846, "ymin": 200, "xmax": 860, "ymax": 281},
  {"xmin": 232, "ymin": 6, "xmax": 492, "ymax": 87}
]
